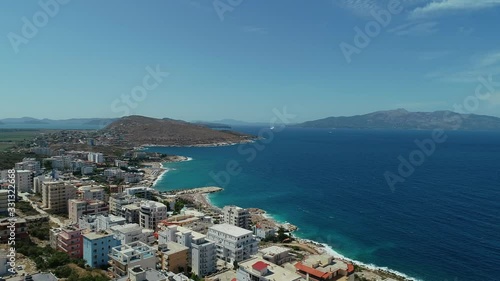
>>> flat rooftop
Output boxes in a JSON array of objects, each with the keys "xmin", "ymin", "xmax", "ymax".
[
  {"xmin": 111, "ymin": 223, "xmax": 142, "ymax": 233},
  {"xmin": 157, "ymin": 242, "xmax": 189, "ymax": 254},
  {"xmin": 122, "ymin": 203, "xmax": 141, "ymax": 210},
  {"xmin": 99, "ymin": 214, "xmax": 126, "ymax": 223},
  {"xmin": 209, "ymin": 223, "xmax": 252, "ymax": 237},
  {"xmin": 303, "ymin": 254, "xmax": 348, "ymax": 273},
  {"xmin": 260, "ymin": 246, "xmax": 291, "ymax": 256},
  {"xmin": 239, "ymin": 257, "xmax": 302, "ymax": 281},
  {"xmin": 175, "ymin": 225, "xmax": 206, "ymax": 240},
  {"xmin": 83, "ymin": 231, "xmax": 114, "ymax": 240}
]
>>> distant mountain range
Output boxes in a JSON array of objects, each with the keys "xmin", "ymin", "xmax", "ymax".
[
  {"xmin": 0, "ymin": 117, "xmax": 117, "ymax": 126},
  {"xmin": 5, "ymin": 109, "xmax": 500, "ymax": 132},
  {"xmin": 194, "ymin": 121, "xmax": 232, "ymax": 129},
  {"xmin": 209, "ymin": 119, "xmax": 270, "ymax": 127},
  {"xmin": 103, "ymin": 115, "xmax": 254, "ymax": 146},
  {"xmin": 296, "ymin": 109, "xmax": 500, "ymax": 130},
  {"xmin": 0, "ymin": 117, "xmax": 268, "ymax": 128}
]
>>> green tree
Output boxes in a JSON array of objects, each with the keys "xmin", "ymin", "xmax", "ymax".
[
  {"xmin": 277, "ymin": 227, "xmax": 289, "ymax": 242},
  {"xmin": 174, "ymin": 200, "xmax": 185, "ymax": 214}
]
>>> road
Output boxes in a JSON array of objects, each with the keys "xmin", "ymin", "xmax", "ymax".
[{"xmin": 18, "ymin": 192, "xmax": 67, "ymax": 227}]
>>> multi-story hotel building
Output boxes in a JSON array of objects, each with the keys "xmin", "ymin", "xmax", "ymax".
[
  {"xmin": 42, "ymin": 181, "xmax": 77, "ymax": 213},
  {"xmin": 207, "ymin": 223, "xmax": 258, "ymax": 263}
]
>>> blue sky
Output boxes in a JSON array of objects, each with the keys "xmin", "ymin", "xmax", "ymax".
[{"xmin": 1, "ymin": 0, "xmax": 500, "ymax": 122}]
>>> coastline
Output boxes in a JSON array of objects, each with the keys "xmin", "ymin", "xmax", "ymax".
[
  {"xmin": 148, "ymin": 154, "xmax": 421, "ymax": 281},
  {"xmin": 144, "ymin": 155, "xmax": 193, "ymax": 187},
  {"xmin": 254, "ymin": 211, "xmax": 422, "ymax": 281},
  {"xmin": 139, "ymin": 139, "xmax": 255, "ymax": 149}
]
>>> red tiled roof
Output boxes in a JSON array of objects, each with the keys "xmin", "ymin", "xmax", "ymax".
[
  {"xmin": 231, "ymin": 279, "xmax": 236, "ymax": 281},
  {"xmin": 295, "ymin": 262, "xmax": 332, "ymax": 279},
  {"xmin": 347, "ymin": 264, "xmax": 355, "ymax": 274},
  {"xmin": 252, "ymin": 261, "xmax": 269, "ymax": 271}
]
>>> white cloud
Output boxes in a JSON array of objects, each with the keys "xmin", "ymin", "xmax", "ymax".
[
  {"xmin": 335, "ymin": 0, "xmax": 427, "ymax": 17},
  {"xmin": 387, "ymin": 21, "xmax": 439, "ymax": 36},
  {"xmin": 477, "ymin": 52, "xmax": 500, "ymax": 68},
  {"xmin": 425, "ymin": 52, "xmax": 500, "ymax": 83},
  {"xmin": 410, "ymin": 0, "xmax": 500, "ymax": 18}
]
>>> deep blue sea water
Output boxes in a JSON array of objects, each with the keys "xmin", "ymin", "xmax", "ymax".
[{"xmin": 147, "ymin": 127, "xmax": 500, "ymax": 281}]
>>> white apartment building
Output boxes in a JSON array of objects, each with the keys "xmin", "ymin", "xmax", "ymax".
[
  {"xmin": 124, "ymin": 186, "xmax": 155, "ymax": 200},
  {"xmin": 42, "ymin": 181, "xmax": 77, "ymax": 213},
  {"xmin": 140, "ymin": 201, "xmax": 167, "ymax": 231},
  {"xmin": 16, "ymin": 170, "xmax": 33, "ymax": 193},
  {"xmin": 111, "ymin": 223, "xmax": 156, "ymax": 246},
  {"xmin": 49, "ymin": 155, "xmax": 74, "ymax": 171},
  {"xmin": 125, "ymin": 187, "xmax": 155, "ymax": 199},
  {"xmin": 79, "ymin": 214, "xmax": 127, "ymax": 232},
  {"xmin": 31, "ymin": 147, "xmax": 52, "ymax": 156},
  {"xmin": 222, "ymin": 205, "xmax": 251, "ymax": 230},
  {"xmin": 123, "ymin": 203, "xmax": 141, "ymax": 224},
  {"xmin": 78, "ymin": 215, "xmax": 98, "ymax": 232},
  {"xmin": 88, "ymin": 152, "xmax": 105, "ymax": 164},
  {"xmin": 78, "ymin": 185, "xmax": 106, "ymax": 201},
  {"xmin": 108, "ymin": 241, "xmax": 157, "ymax": 277},
  {"xmin": 191, "ymin": 233, "xmax": 217, "ymax": 277},
  {"xmin": 207, "ymin": 223, "xmax": 258, "ymax": 263},
  {"xmin": 104, "ymin": 168, "xmax": 124, "ymax": 179},
  {"xmin": 33, "ymin": 175, "xmax": 52, "ymax": 194},
  {"xmin": 109, "ymin": 193, "xmax": 141, "ymax": 217},
  {"xmin": 115, "ymin": 160, "xmax": 129, "ymax": 168},
  {"xmin": 158, "ymin": 225, "xmax": 216, "ymax": 277},
  {"xmin": 259, "ymin": 246, "xmax": 293, "ymax": 265},
  {"xmin": 68, "ymin": 199, "xmax": 109, "ymax": 223},
  {"xmin": 96, "ymin": 214, "xmax": 127, "ymax": 231},
  {"xmin": 15, "ymin": 158, "xmax": 41, "ymax": 174},
  {"xmin": 123, "ymin": 173, "xmax": 143, "ymax": 184}
]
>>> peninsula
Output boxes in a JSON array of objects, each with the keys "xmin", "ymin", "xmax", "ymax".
[{"xmin": 296, "ymin": 109, "xmax": 500, "ymax": 130}]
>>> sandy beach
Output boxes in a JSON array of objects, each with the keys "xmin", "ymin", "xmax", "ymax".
[{"xmin": 142, "ymin": 155, "xmax": 192, "ymax": 187}]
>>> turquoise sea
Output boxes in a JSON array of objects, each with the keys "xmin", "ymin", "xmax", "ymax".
[{"xmin": 147, "ymin": 127, "xmax": 500, "ymax": 281}]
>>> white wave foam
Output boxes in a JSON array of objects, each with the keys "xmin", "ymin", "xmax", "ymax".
[
  {"xmin": 297, "ymin": 237, "xmax": 423, "ymax": 281},
  {"xmin": 262, "ymin": 212, "xmax": 422, "ymax": 281},
  {"xmin": 152, "ymin": 170, "xmax": 167, "ymax": 187}
]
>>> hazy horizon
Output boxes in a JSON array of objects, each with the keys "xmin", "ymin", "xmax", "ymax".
[
  {"xmin": 2, "ymin": 1, "xmax": 500, "ymax": 122},
  {"xmin": 2, "ymin": 107, "xmax": 500, "ymax": 125}
]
